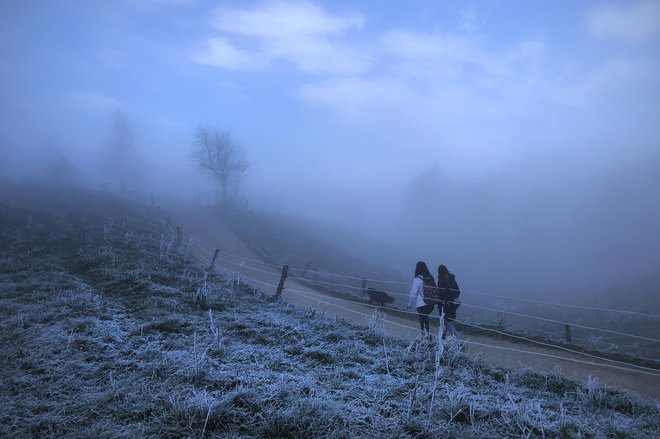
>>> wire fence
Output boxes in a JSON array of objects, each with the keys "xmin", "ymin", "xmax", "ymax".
[
  {"xmin": 147, "ymin": 204, "xmax": 660, "ymax": 377},
  {"xmin": 194, "ymin": 234, "xmax": 659, "ymax": 350},
  {"xmin": 193, "ymin": 237, "xmax": 660, "ymax": 319},
  {"xmin": 232, "ymin": 268, "xmax": 660, "ymax": 377}
]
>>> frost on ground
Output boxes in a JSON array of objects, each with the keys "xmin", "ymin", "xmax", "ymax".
[{"xmin": 0, "ymin": 183, "xmax": 658, "ymax": 438}]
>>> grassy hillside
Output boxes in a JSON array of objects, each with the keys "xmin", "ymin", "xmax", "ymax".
[
  {"xmin": 220, "ymin": 207, "xmax": 410, "ymax": 306},
  {"xmin": 1, "ymin": 183, "xmax": 658, "ymax": 438},
  {"xmin": 221, "ymin": 208, "xmax": 408, "ymax": 280}
]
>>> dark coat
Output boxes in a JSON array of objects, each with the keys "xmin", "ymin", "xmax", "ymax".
[{"xmin": 437, "ymin": 273, "xmax": 460, "ymax": 301}]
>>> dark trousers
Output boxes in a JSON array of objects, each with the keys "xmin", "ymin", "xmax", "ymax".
[
  {"xmin": 416, "ymin": 304, "xmax": 434, "ymax": 335},
  {"xmin": 438, "ymin": 301, "xmax": 458, "ymax": 320}
]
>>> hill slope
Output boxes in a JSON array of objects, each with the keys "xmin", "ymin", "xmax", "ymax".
[{"xmin": 1, "ymin": 183, "xmax": 658, "ymax": 438}]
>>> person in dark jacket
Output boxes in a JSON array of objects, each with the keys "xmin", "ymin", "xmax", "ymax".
[
  {"xmin": 437, "ymin": 264, "xmax": 460, "ymax": 338},
  {"xmin": 407, "ymin": 261, "xmax": 435, "ymax": 339}
]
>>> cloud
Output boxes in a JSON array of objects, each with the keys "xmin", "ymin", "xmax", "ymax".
[
  {"xmin": 381, "ymin": 30, "xmax": 544, "ymax": 84},
  {"xmin": 191, "ymin": 37, "xmax": 267, "ymax": 70},
  {"xmin": 546, "ymin": 57, "xmax": 655, "ymax": 106},
  {"xmin": 459, "ymin": 6, "xmax": 478, "ymax": 33},
  {"xmin": 125, "ymin": 0, "xmax": 196, "ymax": 6},
  {"xmin": 67, "ymin": 92, "xmax": 120, "ymax": 110},
  {"xmin": 297, "ymin": 24, "xmax": 658, "ymax": 172},
  {"xmin": 587, "ymin": 0, "xmax": 660, "ymax": 42},
  {"xmin": 299, "ymin": 77, "xmax": 423, "ymax": 121},
  {"xmin": 298, "ymin": 30, "xmax": 546, "ymax": 126},
  {"xmin": 211, "ymin": 1, "xmax": 363, "ymax": 38},
  {"xmin": 192, "ymin": 1, "xmax": 370, "ymax": 74},
  {"xmin": 298, "ymin": 73, "xmax": 518, "ymax": 174},
  {"xmin": 188, "ymin": 2, "xmax": 658, "ymax": 173}
]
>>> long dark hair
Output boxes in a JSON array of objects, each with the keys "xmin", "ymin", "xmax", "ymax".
[
  {"xmin": 437, "ymin": 264, "xmax": 452, "ymax": 287},
  {"xmin": 414, "ymin": 261, "xmax": 435, "ymax": 284}
]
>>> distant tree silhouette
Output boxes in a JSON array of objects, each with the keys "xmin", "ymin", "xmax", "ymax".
[
  {"xmin": 192, "ymin": 125, "xmax": 249, "ymax": 204},
  {"xmin": 43, "ymin": 154, "xmax": 80, "ymax": 185},
  {"xmin": 104, "ymin": 110, "xmax": 142, "ymax": 191}
]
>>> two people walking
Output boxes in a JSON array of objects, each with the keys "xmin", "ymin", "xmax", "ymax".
[{"xmin": 406, "ymin": 261, "xmax": 460, "ymax": 339}]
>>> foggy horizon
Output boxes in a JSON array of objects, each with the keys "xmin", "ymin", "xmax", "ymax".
[{"xmin": 1, "ymin": 1, "xmax": 659, "ymax": 304}]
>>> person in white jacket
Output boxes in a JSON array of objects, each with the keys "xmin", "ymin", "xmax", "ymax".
[{"xmin": 407, "ymin": 261, "xmax": 435, "ymax": 338}]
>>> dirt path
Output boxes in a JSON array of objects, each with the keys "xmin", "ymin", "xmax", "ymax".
[{"xmin": 164, "ymin": 203, "xmax": 660, "ymax": 400}]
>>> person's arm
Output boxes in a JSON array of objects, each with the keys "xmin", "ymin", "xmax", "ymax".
[
  {"xmin": 451, "ymin": 278, "xmax": 460, "ymax": 300},
  {"xmin": 407, "ymin": 277, "xmax": 421, "ymax": 310}
]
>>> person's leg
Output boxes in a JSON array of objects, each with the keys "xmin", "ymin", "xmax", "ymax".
[
  {"xmin": 417, "ymin": 312, "xmax": 426, "ymax": 332},
  {"xmin": 425, "ymin": 316, "xmax": 433, "ymax": 340},
  {"xmin": 417, "ymin": 304, "xmax": 433, "ymax": 336},
  {"xmin": 421, "ymin": 314, "xmax": 429, "ymax": 334}
]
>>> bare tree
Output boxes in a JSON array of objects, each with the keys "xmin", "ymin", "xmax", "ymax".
[{"xmin": 192, "ymin": 125, "xmax": 249, "ymax": 204}]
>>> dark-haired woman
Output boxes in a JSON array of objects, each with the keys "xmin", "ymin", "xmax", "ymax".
[
  {"xmin": 407, "ymin": 261, "xmax": 435, "ymax": 339},
  {"xmin": 437, "ymin": 264, "xmax": 460, "ymax": 338}
]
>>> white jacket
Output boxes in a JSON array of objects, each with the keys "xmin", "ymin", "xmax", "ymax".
[{"xmin": 407, "ymin": 276, "xmax": 426, "ymax": 309}]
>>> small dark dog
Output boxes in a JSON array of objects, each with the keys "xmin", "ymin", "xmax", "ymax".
[{"xmin": 363, "ymin": 288, "xmax": 395, "ymax": 307}]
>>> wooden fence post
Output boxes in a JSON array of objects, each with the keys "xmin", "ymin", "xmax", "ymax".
[
  {"xmin": 275, "ymin": 265, "xmax": 289, "ymax": 298},
  {"xmin": 565, "ymin": 324, "xmax": 572, "ymax": 343},
  {"xmin": 209, "ymin": 249, "xmax": 220, "ymax": 271}
]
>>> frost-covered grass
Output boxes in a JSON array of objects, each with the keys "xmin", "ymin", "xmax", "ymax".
[{"xmin": 1, "ymin": 183, "xmax": 659, "ymax": 438}]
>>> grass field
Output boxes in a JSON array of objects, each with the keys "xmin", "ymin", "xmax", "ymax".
[{"xmin": 1, "ymin": 182, "xmax": 658, "ymax": 438}]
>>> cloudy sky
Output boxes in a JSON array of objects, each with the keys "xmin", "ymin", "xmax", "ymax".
[{"xmin": 1, "ymin": 0, "xmax": 659, "ymax": 297}]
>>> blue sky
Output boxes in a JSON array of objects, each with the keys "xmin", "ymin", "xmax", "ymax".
[
  {"xmin": 2, "ymin": 1, "xmax": 660, "ymax": 294},
  {"xmin": 2, "ymin": 0, "xmax": 658, "ymax": 181}
]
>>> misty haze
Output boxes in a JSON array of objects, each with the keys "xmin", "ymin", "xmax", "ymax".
[{"xmin": 1, "ymin": 1, "xmax": 659, "ymax": 437}]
